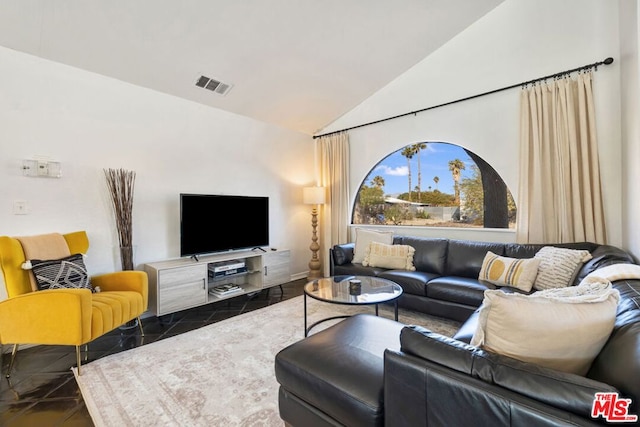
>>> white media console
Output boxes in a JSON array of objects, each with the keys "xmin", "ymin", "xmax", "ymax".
[{"xmin": 144, "ymin": 249, "xmax": 291, "ymax": 316}]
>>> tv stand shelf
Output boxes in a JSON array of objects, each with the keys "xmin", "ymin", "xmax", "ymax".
[{"xmin": 144, "ymin": 249, "xmax": 290, "ymax": 317}]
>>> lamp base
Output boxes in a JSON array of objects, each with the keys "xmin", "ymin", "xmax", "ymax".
[
  {"xmin": 307, "ymin": 269, "xmax": 323, "ymax": 280},
  {"xmin": 307, "ymin": 206, "xmax": 323, "ymax": 280}
]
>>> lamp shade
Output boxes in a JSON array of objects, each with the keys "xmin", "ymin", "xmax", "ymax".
[{"xmin": 303, "ymin": 186, "xmax": 326, "ymax": 205}]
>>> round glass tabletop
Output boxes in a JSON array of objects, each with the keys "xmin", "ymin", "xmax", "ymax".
[{"xmin": 304, "ymin": 275, "xmax": 403, "ymax": 305}]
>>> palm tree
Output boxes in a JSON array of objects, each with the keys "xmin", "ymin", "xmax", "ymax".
[
  {"xmin": 448, "ymin": 159, "xmax": 466, "ymax": 205},
  {"xmin": 433, "ymin": 176, "xmax": 439, "ymax": 190},
  {"xmin": 371, "ymin": 175, "xmax": 385, "ymax": 189},
  {"xmin": 400, "ymin": 146, "xmax": 416, "ymax": 201},
  {"xmin": 411, "ymin": 142, "xmax": 427, "ymax": 202}
]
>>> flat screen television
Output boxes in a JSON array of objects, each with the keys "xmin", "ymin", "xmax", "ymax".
[{"xmin": 180, "ymin": 194, "xmax": 269, "ymax": 257}]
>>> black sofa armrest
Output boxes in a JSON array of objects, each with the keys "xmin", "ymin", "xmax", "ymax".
[
  {"xmin": 396, "ymin": 326, "xmax": 618, "ymax": 422},
  {"xmin": 332, "ymin": 243, "xmax": 354, "ymax": 265},
  {"xmin": 384, "ymin": 349, "xmax": 603, "ymax": 427},
  {"xmin": 330, "ymin": 243, "xmax": 354, "ymax": 275},
  {"xmin": 588, "ymin": 308, "xmax": 640, "ymax": 415}
]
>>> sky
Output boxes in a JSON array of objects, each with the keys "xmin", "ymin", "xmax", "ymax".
[{"xmin": 362, "ymin": 142, "xmax": 475, "ymax": 196}]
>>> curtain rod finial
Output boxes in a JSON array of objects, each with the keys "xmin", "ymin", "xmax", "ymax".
[{"xmin": 604, "ymin": 57, "xmax": 614, "ymax": 65}]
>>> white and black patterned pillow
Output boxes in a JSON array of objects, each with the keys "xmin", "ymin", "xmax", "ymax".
[
  {"xmin": 533, "ymin": 246, "xmax": 592, "ymax": 291},
  {"xmin": 30, "ymin": 254, "xmax": 93, "ymax": 292}
]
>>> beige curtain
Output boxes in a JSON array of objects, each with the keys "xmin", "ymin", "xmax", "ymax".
[
  {"xmin": 318, "ymin": 131, "xmax": 350, "ymax": 276},
  {"xmin": 516, "ymin": 72, "xmax": 606, "ymax": 244}
]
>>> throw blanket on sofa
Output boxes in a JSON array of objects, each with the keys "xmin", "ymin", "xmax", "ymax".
[{"xmin": 580, "ymin": 263, "xmax": 640, "ymax": 285}]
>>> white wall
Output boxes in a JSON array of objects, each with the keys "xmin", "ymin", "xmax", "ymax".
[
  {"xmin": 620, "ymin": 0, "xmax": 640, "ymax": 260},
  {"xmin": 323, "ymin": 0, "xmax": 626, "ymax": 247},
  {"xmin": 0, "ymin": 46, "xmax": 314, "ymax": 277}
]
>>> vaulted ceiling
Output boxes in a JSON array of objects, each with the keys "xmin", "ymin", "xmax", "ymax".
[{"xmin": 0, "ymin": 0, "xmax": 504, "ymax": 135}]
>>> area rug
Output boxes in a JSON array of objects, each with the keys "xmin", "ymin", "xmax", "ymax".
[{"xmin": 73, "ymin": 296, "xmax": 460, "ymax": 426}]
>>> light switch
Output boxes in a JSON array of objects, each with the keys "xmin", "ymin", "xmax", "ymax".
[
  {"xmin": 13, "ymin": 200, "xmax": 28, "ymax": 215},
  {"xmin": 37, "ymin": 161, "xmax": 49, "ymax": 176},
  {"xmin": 22, "ymin": 159, "xmax": 62, "ymax": 178}
]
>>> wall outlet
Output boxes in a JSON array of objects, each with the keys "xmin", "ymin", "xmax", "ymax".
[{"xmin": 13, "ymin": 200, "xmax": 28, "ymax": 215}]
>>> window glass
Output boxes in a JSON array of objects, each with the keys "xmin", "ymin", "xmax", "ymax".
[{"xmin": 352, "ymin": 142, "xmax": 516, "ymax": 228}]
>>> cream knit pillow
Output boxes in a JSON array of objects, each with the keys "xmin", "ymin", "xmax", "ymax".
[
  {"xmin": 471, "ymin": 280, "xmax": 619, "ymax": 375},
  {"xmin": 352, "ymin": 228, "xmax": 394, "ymax": 264},
  {"xmin": 363, "ymin": 242, "xmax": 416, "ymax": 270}
]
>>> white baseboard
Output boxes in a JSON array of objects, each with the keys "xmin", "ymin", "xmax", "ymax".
[{"xmin": 291, "ymin": 272, "xmax": 309, "ymax": 281}]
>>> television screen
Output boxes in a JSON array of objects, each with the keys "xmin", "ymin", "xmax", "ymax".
[{"xmin": 180, "ymin": 194, "xmax": 269, "ymax": 257}]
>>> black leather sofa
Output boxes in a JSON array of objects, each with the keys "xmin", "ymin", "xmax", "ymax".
[
  {"xmin": 330, "ymin": 237, "xmax": 633, "ymax": 322},
  {"xmin": 275, "ymin": 237, "xmax": 640, "ymax": 426}
]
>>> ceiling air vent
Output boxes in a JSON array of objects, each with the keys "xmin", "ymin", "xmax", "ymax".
[{"xmin": 195, "ymin": 75, "xmax": 233, "ymax": 96}]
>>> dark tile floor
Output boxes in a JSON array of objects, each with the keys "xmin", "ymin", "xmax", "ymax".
[{"xmin": 0, "ymin": 280, "xmax": 305, "ymax": 426}]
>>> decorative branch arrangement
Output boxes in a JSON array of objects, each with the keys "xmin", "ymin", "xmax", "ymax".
[{"xmin": 104, "ymin": 168, "xmax": 136, "ymax": 271}]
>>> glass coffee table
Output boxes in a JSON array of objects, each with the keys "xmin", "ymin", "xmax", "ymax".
[{"xmin": 303, "ymin": 275, "xmax": 403, "ymax": 336}]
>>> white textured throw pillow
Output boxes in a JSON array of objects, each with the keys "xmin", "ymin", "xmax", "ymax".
[
  {"xmin": 470, "ymin": 280, "xmax": 619, "ymax": 375},
  {"xmin": 353, "ymin": 228, "xmax": 394, "ymax": 264},
  {"xmin": 363, "ymin": 242, "xmax": 416, "ymax": 270},
  {"xmin": 533, "ymin": 246, "xmax": 592, "ymax": 291}
]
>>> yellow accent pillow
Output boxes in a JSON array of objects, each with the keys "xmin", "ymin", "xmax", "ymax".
[
  {"xmin": 363, "ymin": 242, "xmax": 415, "ymax": 270},
  {"xmin": 478, "ymin": 251, "xmax": 541, "ymax": 292}
]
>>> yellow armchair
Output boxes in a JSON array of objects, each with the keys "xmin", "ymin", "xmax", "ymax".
[{"xmin": 0, "ymin": 231, "xmax": 148, "ymax": 376}]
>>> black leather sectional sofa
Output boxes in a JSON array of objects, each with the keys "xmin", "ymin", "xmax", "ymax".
[
  {"xmin": 330, "ymin": 236, "xmax": 633, "ymax": 322},
  {"xmin": 276, "ymin": 236, "xmax": 640, "ymax": 426}
]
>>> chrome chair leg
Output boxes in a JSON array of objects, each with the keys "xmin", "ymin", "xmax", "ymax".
[{"xmin": 6, "ymin": 344, "xmax": 19, "ymax": 378}]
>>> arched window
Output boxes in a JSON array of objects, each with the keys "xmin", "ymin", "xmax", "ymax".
[{"xmin": 352, "ymin": 142, "xmax": 516, "ymax": 228}]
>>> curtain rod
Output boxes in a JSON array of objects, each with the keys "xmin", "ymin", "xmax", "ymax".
[{"xmin": 313, "ymin": 56, "xmax": 614, "ymax": 139}]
